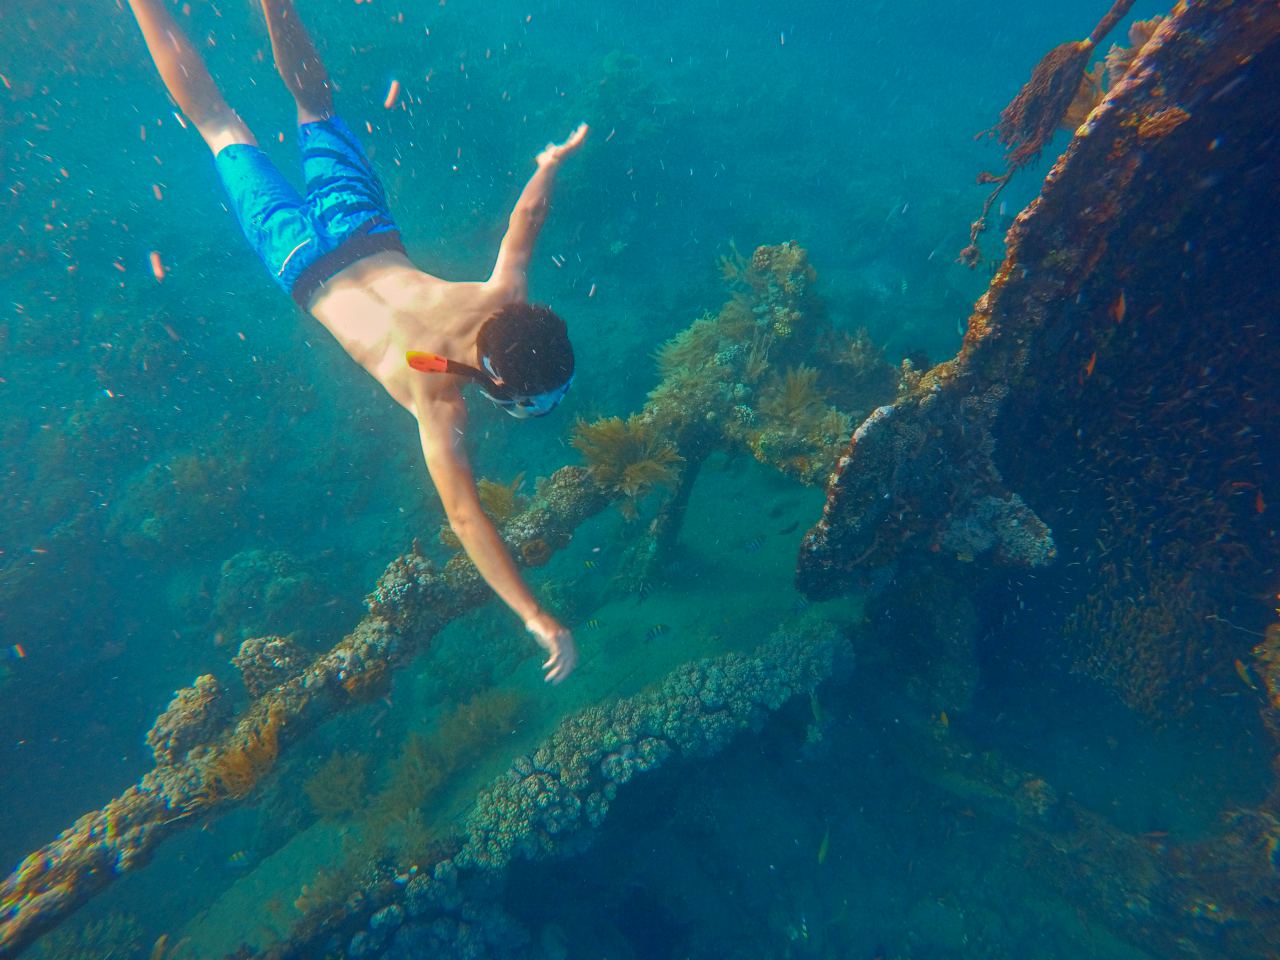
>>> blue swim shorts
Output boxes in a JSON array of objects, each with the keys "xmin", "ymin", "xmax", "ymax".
[{"xmin": 214, "ymin": 115, "xmax": 404, "ymax": 308}]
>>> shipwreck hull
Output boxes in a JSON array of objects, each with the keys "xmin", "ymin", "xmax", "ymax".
[{"xmin": 797, "ymin": 0, "xmax": 1280, "ymax": 626}]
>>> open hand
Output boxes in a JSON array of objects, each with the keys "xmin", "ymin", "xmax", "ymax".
[
  {"xmin": 526, "ymin": 611, "xmax": 578, "ymax": 684},
  {"xmin": 536, "ymin": 123, "xmax": 589, "ymax": 169}
]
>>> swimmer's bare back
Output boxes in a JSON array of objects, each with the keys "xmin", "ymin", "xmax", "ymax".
[{"xmin": 305, "ymin": 251, "xmax": 525, "ymax": 415}]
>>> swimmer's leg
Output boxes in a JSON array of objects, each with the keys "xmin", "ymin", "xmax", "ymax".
[
  {"xmin": 260, "ymin": 0, "xmax": 334, "ymax": 124},
  {"xmin": 126, "ymin": 0, "xmax": 256, "ymax": 154}
]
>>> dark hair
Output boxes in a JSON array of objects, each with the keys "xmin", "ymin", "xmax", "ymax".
[{"xmin": 476, "ymin": 303, "xmax": 574, "ymax": 396}]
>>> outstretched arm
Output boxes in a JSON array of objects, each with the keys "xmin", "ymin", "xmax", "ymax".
[
  {"xmin": 490, "ymin": 123, "xmax": 589, "ymax": 289},
  {"xmin": 416, "ymin": 393, "xmax": 578, "ymax": 683}
]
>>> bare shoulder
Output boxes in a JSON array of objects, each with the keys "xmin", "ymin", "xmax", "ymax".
[
  {"xmin": 480, "ymin": 269, "xmax": 528, "ymax": 307},
  {"xmin": 410, "ymin": 375, "xmax": 468, "ymax": 443}
]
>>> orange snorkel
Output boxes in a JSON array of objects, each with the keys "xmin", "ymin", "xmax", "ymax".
[
  {"xmin": 406, "ymin": 350, "xmax": 505, "ymax": 388},
  {"xmin": 407, "ymin": 349, "xmax": 571, "ymax": 418},
  {"xmin": 406, "ymin": 351, "xmax": 453, "ymax": 375}
]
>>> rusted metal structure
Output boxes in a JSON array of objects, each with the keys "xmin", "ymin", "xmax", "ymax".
[
  {"xmin": 797, "ymin": 2, "xmax": 1280, "ymax": 955},
  {"xmin": 0, "ymin": 469, "xmax": 610, "ymax": 957},
  {"xmin": 798, "ymin": 0, "xmax": 1280, "ymax": 624}
]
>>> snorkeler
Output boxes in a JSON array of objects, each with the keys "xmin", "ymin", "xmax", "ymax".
[{"xmin": 126, "ymin": 0, "xmax": 586, "ymax": 682}]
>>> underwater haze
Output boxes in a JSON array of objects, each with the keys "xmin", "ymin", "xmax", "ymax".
[{"xmin": 3, "ymin": 1, "xmax": 1276, "ymax": 959}]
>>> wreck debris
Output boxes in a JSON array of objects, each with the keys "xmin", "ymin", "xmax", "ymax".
[
  {"xmin": 144, "ymin": 674, "xmax": 231, "ymax": 767},
  {"xmin": 961, "ymin": 0, "xmax": 1140, "ymax": 266},
  {"xmin": 259, "ymin": 620, "xmax": 852, "ymax": 959},
  {"xmin": 799, "ymin": 0, "xmax": 1280, "ymax": 605},
  {"xmin": 232, "ymin": 635, "xmax": 311, "ymax": 700},
  {"xmin": 0, "ymin": 467, "xmax": 611, "ymax": 958}
]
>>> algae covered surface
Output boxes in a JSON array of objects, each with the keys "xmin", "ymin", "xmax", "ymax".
[{"xmin": 3, "ymin": 1, "xmax": 1278, "ymax": 959}]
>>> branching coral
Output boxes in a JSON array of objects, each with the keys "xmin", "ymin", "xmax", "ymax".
[
  {"xmin": 0, "ymin": 470, "xmax": 610, "ymax": 956},
  {"xmin": 293, "ymin": 863, "xmax": 354, "ymax": 918},
  {"xmin": 716, "ymin": 241, "xmax": 816, "ymax": 341},
  {"xmin": 571, "ymin": 415, "xmax": 683, "ymax": 513},
  {"xmin": 961, "ymin": 2, "xmax": 1153, "ymax": 265},
  {"xmin": 816, "ymin": 328, "xmax": 899, "ymax": 416},
  {"xmin": 716, "ymin": 294, "xmax": 758, "ymax": 343}
]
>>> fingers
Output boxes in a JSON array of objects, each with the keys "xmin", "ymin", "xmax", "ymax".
[
  {"xmin": 541, "ymin": 633, "xmax": 578, "ymax": 684},
  {"xmin": 564, "ymin": 122, "xmax": 589, "ymax": 149},
  {"xmin": 544, "ymin": 123, "xmax": 589, "ymax": 162}
]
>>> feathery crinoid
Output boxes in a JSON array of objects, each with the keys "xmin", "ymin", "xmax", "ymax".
[
  {"xmin": 192, "ymin": 703, "xmax": 284, "ymax": 806},
  {"xmin": 572, "ymin": 414, "xmax": 683, "ymax": 510},
  {"xmin": 478, "ymin": 473, "xmax": 527, "ymax": 524},
  {"xmin": 757, "ymin": 365, "xmax": 825, "ymax": 424},
  {"xmin": 654, "ymin": 313, "xmax": 724, "ymax": 377}
]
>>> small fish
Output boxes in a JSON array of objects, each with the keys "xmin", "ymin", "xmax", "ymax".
[
  {"xmin": 817, "ymin": 825, "xmax": 831, "ymax": 865},
  {"xmin": 791, "ymin": 595, "xmax": 811, "ymax": 615},
  {"xmin": 383, "ymin": 78, "xmax": 401, "ymax": 110},
  {"xmin": 583, "ymin": 559, "xmax": 598, "ymax": 570},
  {"xmin": 635, "ymin": 580, "xmax": 654, "ymax": 603},
  {"xmin": 644, "ymin": 624, "xmax": 670, "ymax": 642},
  {"xmin": 778, "ymin": 520, "xmax": 800, "ymax": 535},
  {"xmin": 743, "ymin": 536, "xmax": 765, "ymax": 554},
  {"xmin": 1256, "ymin": 490, "xmax": 1266, "ymax": 514},
  {"xmin": 1110, "ymin": 290, "xmax": 1126, "ymax": 323},
  {"xmin": 10, "ymin": 644, "xmax": 26, "ymax": 660},
  {"xmin": 585, "ymin": 618, "xmax": 602, "ymax": 630},
  {"xmin": 1235, "ymin": 658, "xmax": 1258, "ymax": 690},
  {"xmin": 226, "ymin": 850, "xmax": 250, "ymax": 867},
  {"xmin": 1084, "ymin": 352, "xmax": 1097, "ymax": 378},
  {"xmin": 939, "ymin": 710, "xmax": 950, "ymax": 729}
]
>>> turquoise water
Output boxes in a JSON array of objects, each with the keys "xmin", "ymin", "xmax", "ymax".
[{"xmin": 2, "ymin": 1, "xmax": 1274, "ymax": 958}]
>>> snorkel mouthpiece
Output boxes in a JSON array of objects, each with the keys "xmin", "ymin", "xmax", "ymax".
[{"xmin": 406, "ymin": 351, "xmax": 451, "ymax": 374}]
